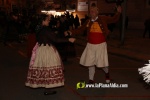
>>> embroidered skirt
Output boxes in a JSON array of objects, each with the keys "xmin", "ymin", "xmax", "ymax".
[{"xmin": 25, "ymin": 43, "xmax": 64, "ymax": 88}]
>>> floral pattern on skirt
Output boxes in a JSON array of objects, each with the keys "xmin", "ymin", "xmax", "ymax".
[{"xmin": 25, "ymin": 44, "xmax": 64, "ymax": 88}]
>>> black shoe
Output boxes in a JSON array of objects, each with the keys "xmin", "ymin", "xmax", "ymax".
[
  {"xmin": 88, "ymin": 80, "xmax": 95, "ymax": 84},
  {"xmin": 105, "ymin": 73, "xmax": 110, "ymax": 83},
  {"xmin": 44, "ymin": 91, "xmax": 57, "ymax": 95}
]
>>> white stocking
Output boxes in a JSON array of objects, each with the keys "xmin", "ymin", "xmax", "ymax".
[
  {"xmin": 89, "ymin": 66, "xmax": 95, "ymax": 80},
  {"xmin": 102, "ymin": 67, "xmax": 109, "ymax": 73}
]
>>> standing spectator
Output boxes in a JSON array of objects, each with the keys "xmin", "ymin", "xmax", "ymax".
[
  {"xmin": 3, "ymin": 12, "xmax": 20, "ymax": 45},
  {"xmin": 25, "ymin": 14, "xmax": 75, "ymax": 95},
  {"xmin": 53, "ymin": 19, "xmax": 64, "ymax": 56},
  {"xmin": 68, "ymin": 6, "xmax": 122, "ymax": 84},
  {"xmin": 143, "ymin": 17, "xmax": 150, "ymax": 38},
  {"xmin": 84, "ymin": 14, "xmax": 89, "ymax": 21},
  {"xmin": 58, "ymin": 15, "xmax": 69, "ymax": 61},
  {"xmin": 69, "ymin": 13, "xmax": 75, "ymax": 29},
  {"xmin": 64, "ymin": 26, "xmax": 76, "ymax": 58},
  {"xmin": 74, "ymin": 14, "xmax": 80, "ymax": 29}
]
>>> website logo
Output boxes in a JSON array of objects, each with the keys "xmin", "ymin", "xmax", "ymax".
[
  {"xmin": 76, "ymin": 81, "xmax": 86, "ymax": 89},
  {"xmin": 76, "ymin": 82, "xmax": 128, "ymax": 89}
]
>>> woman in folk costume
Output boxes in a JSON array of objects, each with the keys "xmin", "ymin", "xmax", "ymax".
[
  {"xmin": 68, "ymin": 6, "xmax": 122, "ymax": 84},
  {"xmin": 138, "ymin": 60, "xmax": 150, "ymax": 84},
  {"xmin": 25, "ymin": 14, "xmax": 75, "ymax": 95}
]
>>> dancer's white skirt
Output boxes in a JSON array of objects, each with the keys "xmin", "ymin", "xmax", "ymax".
[
  {"xmin": 25, "ymin": 43, "xmax": 64, "ymax": 88},
  {"xmin": 80, "ymin": 42, "xmax": 109, "ymax": 67}
]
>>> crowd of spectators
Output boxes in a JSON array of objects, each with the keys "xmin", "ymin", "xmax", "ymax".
[
  {"xmin": 0, "ymin": 10, "xmax": 127, "ymax": 60},
  {"xmin": 0, "ymin": 11, "xmax": 82, "ymax": 61}
]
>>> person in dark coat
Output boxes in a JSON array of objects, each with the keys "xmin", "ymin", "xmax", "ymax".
[
  {"xmin": 57, "ymin": 15, "xmax": 70, "ymax": 61},
  {"xmin": 74, "ymin": 14, "xmax": 80, "ymax": 29},
  {"xmin": 3, "ymin": 12, "xmax": 20, "ymax": 45}
]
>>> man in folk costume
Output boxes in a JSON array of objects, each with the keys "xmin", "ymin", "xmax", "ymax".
[{"xmin": 68, "ymin": 6, "xmax": 122, "ymax": 83}]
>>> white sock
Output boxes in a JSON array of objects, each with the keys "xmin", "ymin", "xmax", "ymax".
[
  {"xmin": 89, "ymin": 66, "xmax": 95, "ymax": 80},
  {"xmin": 102, "ymin": 67, "xmax": 109, "ymax": 73}
]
